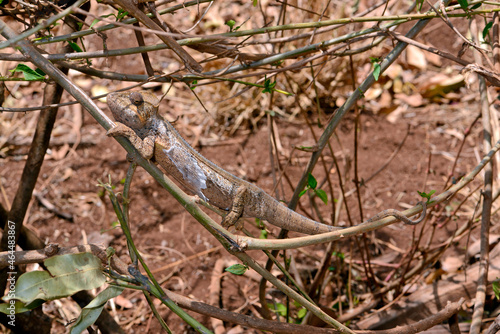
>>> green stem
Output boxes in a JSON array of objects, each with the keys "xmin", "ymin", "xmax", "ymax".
[
  {"xmin": 34, "ymin": 0, "xmax": 496, "ymax": 46},
  {"xmin": 104, "ymin": 181, "xmax": 213, "ymax": 334}
]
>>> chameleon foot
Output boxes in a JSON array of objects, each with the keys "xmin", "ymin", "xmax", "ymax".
[
  {"xmin": 221, "ymin": 211, "xmax": 244, "ymax": 230},
  {"xmin": 221, "ymin": 186, "xmax": 247, "ymax": 230}
]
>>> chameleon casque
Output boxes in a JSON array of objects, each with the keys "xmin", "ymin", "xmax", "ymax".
[{"xmin": 106, "ymin": 91, "xmax": 426, "ymax": 235}]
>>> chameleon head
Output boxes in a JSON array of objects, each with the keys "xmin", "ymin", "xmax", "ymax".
[{"xmin": 107, "ymin": 91, "xmax": 160, "ymax": 130}]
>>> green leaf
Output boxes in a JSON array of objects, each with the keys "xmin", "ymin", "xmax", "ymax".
[
  {"xmin": 483, "ymin": 21, "xmax": 493, "ymax": 40},
  {"xmin": 10, "ymin": 64, "xmax": 45, "ymax": 81},
  {"xmin": 457, "ymin": 0, "xmax": 468, "ymax": 11},
  {"xmin": 297, "ymin": 307, "xmax": 307, "ymax": 319},
  {"xmin": 259, "ymin": 229, "xmax": 268, "ymax": 239},
  {"xmin": 314, "ymin": 189, "xmax": 328, "ymax": 205},
  {"xmin": 415, "ymin": 0, "xmax": 423, "ymax": 11},
  {"xmin": 252, "ymin": 0, "xmax": 258, "ymax": 6},
  {"xmin": 271, "ymin": 60, "xmax": 284, "ymax": 67},
  {"xmin": 70, "ymin": 286, "xmax": 124, "ymax": 334},
  {"xmin": 116, "ymin": 9, "xmax": 128, "ymax": 21},
  {"xmin": 106, "ymin": 247, "xmax": 116, "ymax": 259},
  {"xmin": 68, "ymin": 41, "xmax": 83, "ymax": 53},
  {"xmin": 298, "ymin": 189, "xmax": 308, "ymax": 197},
  {"xmin": 275, "ymin": 303, "xmax": 287, "ymax": 317},
  {"xmin": 266, "ymin": 110, "xmax": 275, "ymax": 116},
  {"xmin": 32, "ymin": 35, "xmax": 50, "ymax": 41},
  {"xmin": 0, "ymin": 300, "xmax": 38, "ymax": 314},
  {"xmin": 470, "ymin": 3, "xmax": 481, "ymax": 9},
  {"xmin": 225, "ymin": 20, "xmax": 236, "ymax": 31},
  {"xmin": 307, "ymin": 174, "xmax": 317, "ymax": 189},
  {"xmin": 100, "ymin": 13, "xmax": 115, "ymax": 19},
  {"xmin": 262, "ymin": 78, "xmax": 276, "ymax": 94},
  {"xmin": 225, "ymin": 264, "xmax": 248, "ymax": 275},
  {"xmin": 90, "ymin": 18, "xmax": 100, "ymax": 29},
  {"xmin": 357, "ymin": 87, "xmax": 365, "ymax": 98},
  {"xmin": 373, "ymin": 63, "xmax": 381, "ymax": 81},
  {"xmin": 190, "ymin": 80, "xmax": 198, "ymax": 91},
  {"xmin": 493, "ymin": 280, "xmax": 500, "ymax": 300},
  {"xmin": 4, "ymin": 253, "xmax": 106, "ymax": 305},
  {"xmin": 332, "ymin": 251, "xmax": 345, "ymax": 259},
  {"xmin": 417, "ymin": 190, "xmax": 435, "ymax": 203}
]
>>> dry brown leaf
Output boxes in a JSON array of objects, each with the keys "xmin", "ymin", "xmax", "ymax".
[
  {"xmin": 441, "ymin": 256, "xmax": 464, "ymax": 273},
  {"xmin": 406, "ymin": 45, "xmax": 427, "ymax": 70},
  {"xmin": 467, "ymin": 234, "xmax": 500, "ymax": 258},
  {"xmin": 50, "ymin": 143, "xmax": 70, "ymax": 160},
  {"xmin": 392, "ymin": 77, "xmax": 403, "ymax": 94},
  {"xmin": 385, "ymin": 64, "xmax": 403, "ymax": 80},
  {"xmin": 394, "ymin": 93, "xmax": 424, "ymax": 107},
  {"xmin": 386, "ymin": 105, "xmax": 407, "ymax": 124},
  {"xmin": 424, "ymin": 50, "xmax": 442, "ymax": 67},
  {"xmin": 114, "ymin": 294, "xmax": 134, "ymax": 309},
  {"xmin": 91, "ymin": 85, "xmax": 109, "ymax": 103},
  {"xmin": 378, "ymin": 90, "xmax": 393, "ymax": 110},
  {"xmin": 418, "ymin": 73, "xmax": 465, "ymax": 98},
  {"xmin": 61, "ymin": 167, "xmax": 74, "ymax": 181},
  {"xmin": 365, "ymin": 86, "xmax": 383, "ymax": 100},
  {"xmin": 424, "ymin": 268, "xmax": 446, "ymax": 284}
]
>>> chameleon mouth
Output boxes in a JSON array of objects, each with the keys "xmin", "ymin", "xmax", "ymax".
[{"xmin": 135, "ymin": 110, "xmax": 146, "ymax": 123}]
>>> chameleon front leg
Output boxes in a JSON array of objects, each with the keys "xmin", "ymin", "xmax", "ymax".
[
  {"xmin": 107, "ymin": 122, "xmax": 155, "ymax": 160},
  {"xmin": 221, "ymin": 186, "xmax": 247, "ymax": 230}
]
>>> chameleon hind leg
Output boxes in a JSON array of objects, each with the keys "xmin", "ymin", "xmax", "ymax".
[{"xmin": 221, "ymin": 186, "xmax": 247, "ymax": 230}]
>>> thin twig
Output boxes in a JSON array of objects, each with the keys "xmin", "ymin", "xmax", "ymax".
[
  {"xmin": 288, "ymin": 4, "xmax": 438, "ymax": 211},
  {"xmin": 470, "ymin": 20, "xmax": 493, "ymax": 334}
]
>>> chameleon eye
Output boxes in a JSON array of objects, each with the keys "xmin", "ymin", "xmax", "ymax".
[{"xmin": 130, "ymin": 92, "xmax": 144, "ymax": 106}]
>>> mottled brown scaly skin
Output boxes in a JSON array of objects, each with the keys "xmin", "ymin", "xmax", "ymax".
[{"xmin": 106, "ymin": 91, "xmax": 340, "ymax": 235}]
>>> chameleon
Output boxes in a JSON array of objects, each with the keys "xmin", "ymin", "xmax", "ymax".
[{"xmin": 106, "ymin": 90, "xmax": 427, "ymax": 235}]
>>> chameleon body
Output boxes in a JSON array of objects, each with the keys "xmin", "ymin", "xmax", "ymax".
[
  {"xmin": 106, "ymin": 91, "xmax": 340, "ymax": 234},
  {"xmin": 106, "ymin": 91, "xmax": 426, "ymax": 235}
]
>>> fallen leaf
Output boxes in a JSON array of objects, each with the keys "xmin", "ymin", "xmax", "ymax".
[
  {"xmin": 365, "ymin": 86, "xmax": 383, "ymax": 100},
  {"xmin": 394, "ymin": 93, "xmax": 424, "ymax": 107},
  {"xmin": 425, "ymin": 50, "xmax": 442, "ymax": 67},
  {"xmin": 50, "ymin": 143, "xmax": 70, "ymax": 160},
  {"xmin": 406, "ymin": 45, "xmax": 427, "ymax": 70},
  {"xmin": 385, "ymin": 64, "xmax": 403, "ymax": 80},
  {"xmin": 114, "ymin": 294, "xmax": 133, "ymax": 309},
  {"xmin": 418, "ymin": 74, "xmax": 465, "ymax": 98},
  {"xmin": 91, "ymin": 85, "xmax": 109, "ymax": 103},
  {"xmin": 378, "ymin": 90, "xmax": 393, "ymax": 110},
  {"xmin": 386, "ymin": 105, "xmax": 407, "ymax": 123},
  {"xmin": 441, "ymin": 256, "xmax": 464, "ymax": 273},
  {"xmin": 393, "ymin": 77, "xmax": 403, "ymax": 94}
]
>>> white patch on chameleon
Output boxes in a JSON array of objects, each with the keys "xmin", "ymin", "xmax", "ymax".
[
  {"xmin": 163, "ymin": 146, "xmax": 208, "ymax": 201},
  {"xmin": 156, "ymin": 121, "xmax": 167, "ymax": 135}
]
